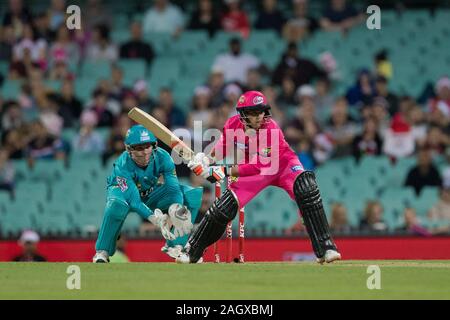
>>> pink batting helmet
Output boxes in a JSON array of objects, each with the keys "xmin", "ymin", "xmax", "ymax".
[
  {"xmin": 236, "ymin": 90, "xmax": 270, "ymax": 112},
  {"xmin": 236, "ymin": 90, "xmax": 272, "ymax": 125}
]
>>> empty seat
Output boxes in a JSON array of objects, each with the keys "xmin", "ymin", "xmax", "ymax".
[
  {"xmin": 80, "ymin": 60, "xmax": 111, "ymax": 80},
  {"xmin": 413, "ymin": 187, "xmax": 440, "ymax": 216},
  {"xmin": 244, "ymin": 186, "xmax": 298, "ymax": 231},
  {"xmin": 143, "ymin": 32, "xmax": 172, "ymax": 55},
  {"xmin": 169, "ymin": 30, "xmax": 209, "ymax": 57},
  {"xmin": 0, "ymin": 80, "xmax": 21, "ymax": 100},
  {"xmin": 0, "ymin": 61, "xmax": 9, "ymax": 75},
  {"xmin": 117, "ymin": 59, "xmax": 148, "ymax": 85},
  {"xmin": 74, "ymin": 77, "xmax": 98, "ymax": 102}
]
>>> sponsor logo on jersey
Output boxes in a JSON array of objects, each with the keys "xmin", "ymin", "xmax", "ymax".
[
  {"xmin": 260, "ymin": 147, "xmax": 271, "ymax": 157},
  {"xmin": 291, "ymin": 165, "xmax": 304, "ymax": 172},
  {"xmin": 253, "ymin": 95, "xmax": 264, "ymax": 105},
  {"xmin": 140, "ymin": 130, "xmax": 150, "ymax": 142},
  {"xmin": 140, "ymin": 188, "xmax": 151, "ymax": 198},
  {"xmin": 117, "ymin": 176, "xmax": 128, "ymax": 192},
  {"xmin": 137, "ymin": 181, "xmax": 152, "ymax": 198}
]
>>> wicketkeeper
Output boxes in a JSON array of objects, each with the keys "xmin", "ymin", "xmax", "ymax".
[{"xmin": 93, "ymin": 125, "xmax": 202, "ymax": 263}]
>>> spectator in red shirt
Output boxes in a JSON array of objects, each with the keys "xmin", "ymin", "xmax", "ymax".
[
  {"xmin": 383, "ymin": 108, "xmax": 415, "ymax": 161},
  {"xmin": 221, "ymin": 0, "xmax": 251, "ymax": 38}
]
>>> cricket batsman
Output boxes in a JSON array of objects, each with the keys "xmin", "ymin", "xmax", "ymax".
[
  {"xmin": 93, "ymin": 125, "xmax": 202, "ymax": 263},
  {"xmin": 177, "ymin": 90, "xmax": 341, "ymax": 264}
]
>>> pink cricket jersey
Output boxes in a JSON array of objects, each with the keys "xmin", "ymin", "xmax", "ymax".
[{"xmin": 213, "ymin": 115, "xmax": 301, "ymax": 176}]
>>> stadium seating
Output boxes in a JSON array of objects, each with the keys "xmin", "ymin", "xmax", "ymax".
[
  {"xmin": 0, "ymin": 80, "xmax": 21, "ymax": 100},
  {"xmin": 2, "ymin": 5, "xmax": 450, "ymax": 238},
  {"xmin": 80, "ymin": 60, "xmax": 112, "ymax": 80},
  {"xmin": 148, "ymin": 57, "xmax": 181, "ymax": 92},
  {"xmin": 111, "ymin": 29, "xmax": 130, "ymax": 44},
  {"xmin": 0, "ymin": 61, "xmax": 9, "ymax": 76},
  {"xmin": 411, "ymin": 187, "xmax": 440, "ymax": 217},
  {"xmin": 117, "ymin": 59, "xmax": 148, "ymax": 86},
  {"xmin": 170, "ymin": 30, "xmax": 209, "ymax": 57},
  {"xmin": 74, "ymin": 77, "xmax": 99, "ymax": 103},
  {"xmin": 244, "ymin": 186, "xmax": 299, "ymax": 232}
]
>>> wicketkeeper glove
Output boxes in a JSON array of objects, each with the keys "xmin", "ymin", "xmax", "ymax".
[
  {"xmin": 168, "ymin": 203, "xmax": 193, "ymax": 238},
  {"xmin": 148, "ymin": 209, "xmax": 176, "ymax": 240}
]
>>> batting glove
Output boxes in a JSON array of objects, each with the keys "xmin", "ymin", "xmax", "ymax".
[
  {"xmin": 202, "ymin": 166, "xmax": 226, "ymax": 183},
  {"xmin": 187, "ymin": 152, "xmax": 210, "ymax": 176}
]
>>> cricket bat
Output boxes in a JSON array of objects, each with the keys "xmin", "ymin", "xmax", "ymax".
[{"xmin": 128, "ymin": 107, "xmax": 195, "ymax": 161}]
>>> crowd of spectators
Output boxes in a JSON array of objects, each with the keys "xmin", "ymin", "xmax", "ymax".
[
  {"xmin": 0, "ymin": 0, "xmax": 365, "ymax": 171},
  {"xmin": 1, "ymin": 0, "xmax": 450, "ymax": 236}
]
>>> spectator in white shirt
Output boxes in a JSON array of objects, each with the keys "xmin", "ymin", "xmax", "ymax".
[
  {"xmin": 211, "ymin": 37, "xmax": 261, "ymax": 85},
  {"xmin": 12, "ymin": 24, "xmax": 47, "ymax": 69},
  {"xmin": 142, "ymin": 0, "xmax": 185, "ymax": 37}
]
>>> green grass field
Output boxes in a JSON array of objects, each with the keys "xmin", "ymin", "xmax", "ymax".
[{"xmin": 1, "ymin": 261, "xmax": 450, "ymax": 299}]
